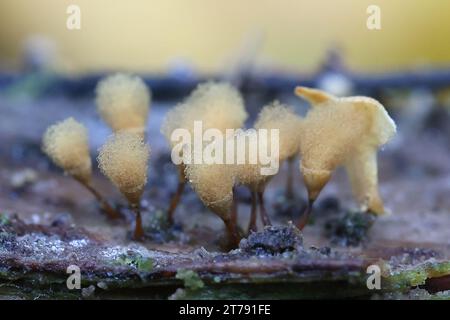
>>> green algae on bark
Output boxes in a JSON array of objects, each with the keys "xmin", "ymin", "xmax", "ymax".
[
  {"xmin": 385, "ymin": 260, "xmax": 450, "ymax": 291},
  {"xmin": 2, "ymin": 215, "xmax": 450, "ymax": 299},
  {"xmin": 0, "ymin": 216, "xmax": 372, "ymax": 298},
  {"xmin": 175, "ymin": 269, "xmax": 204, "ymax": 290}
]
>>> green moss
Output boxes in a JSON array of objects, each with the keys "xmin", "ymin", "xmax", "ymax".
[
  {"xmin": 0, "ymin": 214, "xmax": 10, "ymax": 226},
  {"xmin": 429, "ymin": 261, "xmax": 450, "ymax": 276},
  {"xmin": 389, "ymin": 270, "xmax": 428, "ymax": 289},
  {"xmin": 386, "ymin": 261, "xmax": 450, "ymax": 290},
  {"xmin": 114, "ymin": 253, "xmax": 154, "ymax": 273},
  {"xmin": 176, "ymin": 269, "xmax": 204, "ymax": 291}
]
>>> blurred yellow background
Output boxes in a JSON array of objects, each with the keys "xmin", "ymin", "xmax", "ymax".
[{"xmin": 0, "ymin": 0, "xmax": 449, "ymax": 74}]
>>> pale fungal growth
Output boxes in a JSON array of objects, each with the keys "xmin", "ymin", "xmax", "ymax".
[
  {"xmin": 98, "ymin": 132, "xmax": 150, "ymax": 239},
  {"xmin": 98, "ymin": 133, "xmax": 149, "ymax": 203},
  {"xmin": 233, "ymin": 130, "xmax": 272, "ymax": 233},
  {"xmin": 254, "ymin": 101, "xmax": 302, "ymax": 161},
  {"xmin": 96, "ymin": 73, "xmax": 151, "ymax": 135},
  {"xmin": 161, "ymin": 81, "xmax": 248, "ymax": 147},
  {"xmin": 162, "ymin": 82, "xmax": 247, "ymax": 140},
  {"xmin": 230, "ymin": 103, "xmax": 303, "ymax": 232},
  {"xmin": 161, "ymin": 82, "xmax": 248, "ymax": 224},
  {"xmin": 295, "ymin": 86, "xmax": 397, "ymax": 229},
  {"xmin": 254, "ymin": 101, "xmax": 302, "ymax": 199},
  {"xmin": 43, "ymin": 118, "xmax": 91, "ymax": 183},
  {"xmin": 185, "ymin": 100, "xmax": 303, "ymax": 241},
  {"xmin": 184, "ymin": 132, "xmax": 238, "ymax": 246},
  {"xmin": 185, "ymin": 116, "xmax": 292, "ymax": 244},
  {"xmin": 185, "ymin": 152, "xmax": 240, "ymax": 247},
  {"xmin": 42, "ymin": 118, "xmax": 120, "ymax": 219}
]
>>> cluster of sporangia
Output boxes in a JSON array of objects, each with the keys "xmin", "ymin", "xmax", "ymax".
[{"xmin": 42, "ymin": 73, "xmax": 396, "ymax": 247}]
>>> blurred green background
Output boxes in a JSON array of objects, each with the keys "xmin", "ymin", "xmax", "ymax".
[{"xmin": 0, "ymin": 0, "xmax": 449, "ymax": 74}]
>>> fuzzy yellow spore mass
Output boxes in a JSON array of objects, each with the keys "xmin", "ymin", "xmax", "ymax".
[
  {"xmin": 161, "ymin": 82, "xmax": 248, "ymax": 147},
  {"xmin": 186, "ymin": 101, "xmax": 298, "ymax": 219},
  {"xmin": 295, "ymin": 86, "xmax": 396, "ymax": 215},
  {"xmin": 185, "ymin": 129, "xmax": 269, "ymax": 217},
  {"xmin": 97, "ymin": 132, "xmax": 150, "ymax": 205},
  {"xmin": 185, "ymin": 130, "xmax": 259, "ymax": 220},
  {"xmin": 185, "ymin": 160, "xmax": 236, "ymax": 220},
  {"xmin": 42, "ymin": 117, "xmax": 92, "ymax": 183},
  {"xmin": 254, "ymin": 101, "xmax": 302, "ymax": 162},
  {"xmin": 96, "ymin": 73, "xmax": 151, "ymax": 134}
]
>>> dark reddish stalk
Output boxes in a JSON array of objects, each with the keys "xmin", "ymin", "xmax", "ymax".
[
  {"xmin": 167, "ymin": 180, "xmax": 185, "ymax": 224},
  {"xmin": 75, "ymin": 178, "xmax": 121, "ymax": 220},
  {"xmin": 231, "ymin": 188, "xmax": 238, "ymax": 229},
  {"xmin": 131, "ymin": 204, "xmax": 144, "ymax": 240},
  {"xmin": 258, "ymin": 191, "xmax": 271, "ymax": 226},
  {"xmin": 247, "ymin": 191, "xmax": 258, "ymax": 234},
  {"xmin": 296, "ymin": 199, "xmax": 314, "ymax": 230},
  {"xmin": 223, "ymin": 216, "xmax": 241, "ymax": 249},
  {"xmin": 285, "ymin": 157, "xmax": 294, "ymax": 199}
]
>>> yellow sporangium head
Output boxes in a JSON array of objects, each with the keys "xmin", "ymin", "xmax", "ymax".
[
  {"xmin": 295, "ymin": 86, "xmax": 396, "ymax": 214},
  {"xmin": 254, "ymin": 101, "xmax": 302, "ymax": 162},
  {"xmin": 185, "ymin": 161, "xmax": 236, "ymax": 220},
  {"xmin": 185, "ymin": 82, "xmax": 247, "ymax": 132},
  {"xmin": 97, "ymin": 132, "xmax": 150, "ymax": 205},
  {"xmin": 42, "ymin": 117, "xmax": 92, "ymax": 183},
  {"xmin": 96, "ymin": 73, "xmax": 151, "ymax": 135},
  {"xmin": 161, "ymin": 82, "xmax": 247, "ymax": 146}
]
